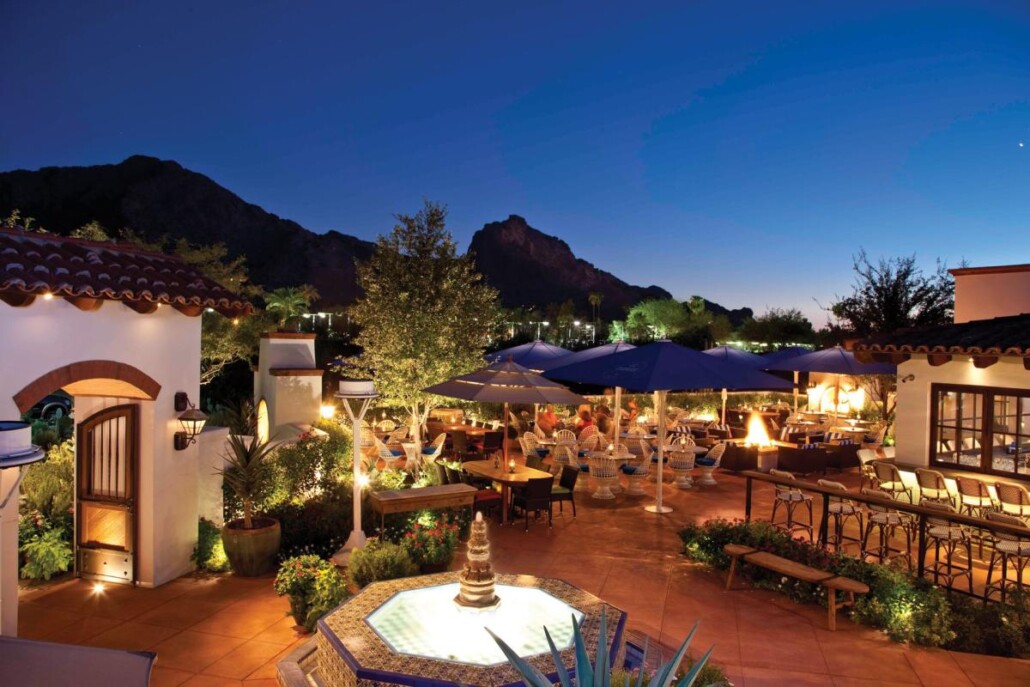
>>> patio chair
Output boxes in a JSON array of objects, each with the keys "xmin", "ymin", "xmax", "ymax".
[
  {"xmin": 921, "ymin": 502, "xmax": 973, "ymax": 594},
  {"xmin": 554, "ymin": 429, "xmax": 577, "ymax": 446},
  {"xmin": 872, "ymin": 461, "xmax": 912, "ymax": 503},
  {"xmin": 589, "ymin": 454, "xmax": 619, "ymax": 500},
  {"xmin": 769, "ymin": 469, "xmax": 813, "ymax": 540},
  {"xmin": 508, "ymin": 411, "xmax": 523, "ymax": 437},
  {"xmin": 856, "ymin": 448, "xmax": 879, "ymax": 490},
  {"xmin": 422, "ymin": 433, "xmax": 447, "ymax": 465},
  {"xmin": 984, "ymin": 510, "xmax": 1030, "ymax": 603},
  {"xmin": 480, "ymin": 430, "xmax": 504, "ymax": 456},
  {"xmin": 862, "ymin": 426, "xmax": 887, "ymax": 450},
  {"xmin": 373, "ymin": 437, "xmax": 404, "ymax": 471},
  {"xmin": 534, "ymin": 422, "xmax": 548, "ymax": 440},
  {"xmin": 377, "ymin": 418, "xmax": 397, "ymax": 433},
  {"xmin": 915, "ymin": 468, "xmax": 954, "ymax": 506},
  {"xmin": 473, "ymin": 486, "xmax": 503, "ymax": 521},
  {"xmin": 385, "ymin": 426, "xmax": 409, "ymax": 445},
  {"xmin": 551, "ymin": 443, "xmax": 574, "ymax": 472},
  {"xmin": 578, "ymin": 434, "xmax": 599, "ymax": 456},
  {"xmin": 881, "ymin": 446, "xmax": 896, "ymax": 459},
  {"xmin": 549, "ymin": 465, "xmax": 579, "ymax": 517},
  {"xmin": 956, "ymin": 475, "xmax": 996, "ymax": 557},
  {"xmin": 861, "ymin": 487, "xmax": 915, "ymax": 570},
  {"xmin": 621, "ymin": 453, "xmax": 649, "ymax": 496},
  {"xmin": 817, "ymin": 479, "xmax": 863, "ymax": 552},
  {"xmin": 525, "ymin": 452, "xmax": 545, "ymax": 471},
  {"xmin": 510, "ymin": 476, "xmax": 554, "ymax": 530},
  {"xmin": 578, "ymin": 425, "xmax": 598, "ymax": 443},
  {"xmin": 450, "ymin": 430, "xmax": 476, "ymax": 462},
  {"xmin": 639, "ymin": 439, "xmax": 663, "ymax": 482},
  {"xmin": 996, "ymin": 482, "xmax": 1030, "ymax": 523},
  {"xmin": 668, "ymin": 450, "xmax": 695, "ymax": 489},
  {"xmin": 696, "ymin": 442, "xmax": 726, "ymax": 486}
]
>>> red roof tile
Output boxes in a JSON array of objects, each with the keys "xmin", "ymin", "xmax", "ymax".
[
  {"xmin": 854, "ymin": 313, "xmax": 1030, "ymax": 358},
  {"xmin": 0, "ymin": 228, "xmax": 252, "ymax": 317}
]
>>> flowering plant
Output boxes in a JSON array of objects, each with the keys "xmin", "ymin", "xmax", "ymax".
[
  {"xmin": 274, "ymin": 555, "xmax": 329, "ymax": 626},
  {"xmin": 402, "ymin": 514, "xmax": 460, "ymax": 566}
]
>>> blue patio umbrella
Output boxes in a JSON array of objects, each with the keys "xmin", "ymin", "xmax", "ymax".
[
  {"xmin": 545, "ymin": 341, "xmax": 790, "ymax": 515},
  {"xmin": 764, "ymin": 346, "xmax": 896, "ymax": 418},
  {"xmin": 703, "ymin": 345, "xmax": 772, "ymax": 423},
  {"xmin": 484, "ymin": 340, "xmax": 572, "ymax": 372},
  {"xmin": 541, "ymin": 341, "xmax": 637, "ymax": 443},
  {"xmin": 760, "ymin": 346, "xmax": 813, "ymax": 413}
]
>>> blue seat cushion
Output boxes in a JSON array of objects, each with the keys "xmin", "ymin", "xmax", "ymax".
[
  {"xmin": 579, "ymin": 463, "xmax": 591, "ymax": 472},
  {"xmin": 649, "ymin": 453, "xmax": 667, "ymax": 463},
  {"xmin": 696, "ymin": 457, "xmax": 716, "ymax": 466},
  {"xmin": 621, "ymin": 464, "xmax": 646, "ymax": 475},
  {"xmin": 536, "ymin": 448, "xmax": 550, "ymax": 457},
  {"xmin": 389, "ymin": 449, "xmax": 403, "ymax": 457},
  {"xmin": 578, "ymin": 450, "xmax": 588, "ymax": 458},
  {"xmin": 422, "ymin": 447, "xmax": 436, "ymax": 455}
]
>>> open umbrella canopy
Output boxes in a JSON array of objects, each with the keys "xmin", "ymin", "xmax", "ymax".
[
  {"xmin": 760, "ymin": 346, "xmax": 813, "ymax": 366},
  {"xmin": 536, "ymin": 340, "xmax": 636, "ymax": 372},
  {"xmin": 764, "ymin": 346, "xmax": 896, "ymax": 375},
  {"xmin": 484, "ymin": 340, "xmax": 572, "ymax": 371},
  {"xmin": 424, "ymin": 360, "xmax": 586, "ymax": 405},
  {"xmin": 702, "ymin": 345, "xmax": 766, "ymax": 368},
  {"xmin": 544, "ymin": 341, "xmax": 791, "ymax": 393}
]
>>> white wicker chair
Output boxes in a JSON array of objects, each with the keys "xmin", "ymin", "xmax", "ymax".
[
  {"xmin": 578, "ymin": 425, "xmax": 598, "ymax": 443},
  {"xmin": 669, "ymin": 450, "xmax": 695, "ymax": 489},
  {"xmin": 534, "ymin": 422, "xmax": 547, "ymax": 440},
  {"xmin": 377, "ymin": 419, "xmax": 397, "ymax": 433},
  {"xmin": 589, "ymin": 454, "xmax": 619, "ymax": 500},
  {"xmin": 385, "ymin": 426, "xmax": 408, "ymax": 445},
  {"xmin": 696, "ymin": 442, "xmax": 726, "ymax": 486},
  {"xmin": 374, "ymin": 437, "xmax": 404, "ymax": 471}
]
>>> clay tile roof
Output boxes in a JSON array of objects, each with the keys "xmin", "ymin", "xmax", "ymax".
[
  {"xmin": 0, "ymin": 228, "xmax": 253, "ymax": 317},
  {"xmin": 854, "ymin": 313, "xmax": 1030, "ymax": 358}
]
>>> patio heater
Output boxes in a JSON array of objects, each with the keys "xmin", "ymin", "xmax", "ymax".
[{"xmin": 333, "ymin": 379, "xmax": 378, "ymax": 564}]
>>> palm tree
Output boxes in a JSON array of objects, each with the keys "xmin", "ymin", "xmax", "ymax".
[
  {"xmin": 265, "ymin": 287, "xmax": 310, "ymax": 330},
  {"xmin": 588, "ymin": 291, "xmax": 604, "ymax": 325}
]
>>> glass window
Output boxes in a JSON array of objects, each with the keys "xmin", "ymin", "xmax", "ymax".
[{"xmin": 932, "ymin": 385, "xmax": 1030, "ymax": 479}]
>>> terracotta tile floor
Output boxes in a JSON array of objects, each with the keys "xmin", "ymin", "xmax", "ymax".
[{"xmin": 18, "ymin": 468, "xmax": 1030, "ymax": 686}]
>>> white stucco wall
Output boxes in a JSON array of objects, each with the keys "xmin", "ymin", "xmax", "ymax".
[
  {"xmin": 953, "ymin": 269, "xmax": 1030, "ymax": 323},
  {"xmin": 894, "ymin": 355, "xmax": 1030, "ymax": 468},
  {"xmin": 197, "ymin": 426, "xmax": 230, "ymax": 526},
  {"xmin": 254, "ymin": 334, "xmax": 321, "ymax": 434},
  {"xmin": 0, "ymin": 298, "xmax": 202, "ymax": 633}
]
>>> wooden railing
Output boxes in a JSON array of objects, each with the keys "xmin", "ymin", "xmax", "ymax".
[{"xmin": 739, "ymin": 470, "xmax": 1029, "ymax": 587}]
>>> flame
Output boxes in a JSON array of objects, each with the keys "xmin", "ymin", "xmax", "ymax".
[{"xmin": 744, "ymin": 412, "xmax": 772, "ymax": 447}]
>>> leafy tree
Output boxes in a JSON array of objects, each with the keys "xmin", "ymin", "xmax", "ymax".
[
  {"xmin": 625, "ymin": 298, "xmax": 688, "ymax": 340},
  {"xmin": 69, "ymin": 221, "xmax": 112, "ymax": 242},
  {"xmin": 739, "ymin": 308, "xmax": 816, "ymax": 348},
  {"xmin": 829, "ymin": 251, "xmax": 954, "ymax": 338},
  {"xmin": 587, "ymin": 291, "xmax": 604, "ymax": 324},
  {"xmin": 345, "ymin": 201, "xmax": 500, "ymax": 441}
]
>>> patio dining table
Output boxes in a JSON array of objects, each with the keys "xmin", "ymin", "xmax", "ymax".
[{"xmin": 461, "ymin": 460, "xmax": 554, "ymax": 525}]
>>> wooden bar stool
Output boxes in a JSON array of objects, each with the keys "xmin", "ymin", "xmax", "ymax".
[
  {"xmin": 921, "ymin": 502, "xmax": 974, "ymax": 594},
  {"xmin": 817, "ymin": 479, "xmax": 863, "ymax": 552},
  {"xmin": 861, "ymin": 487, "xmax": 914, "ymax": 570},
  {"xmin": 984, "ymin": 510, "xmax": 1030, "ymax": 603},
  {"xmin": 956, "ymin": 475, "xmax": 997, "ymax": 558}
]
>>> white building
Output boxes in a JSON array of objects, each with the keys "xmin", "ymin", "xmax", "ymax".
[
  {"xmin": 855, "ymin": 264, "xmax": 1030, "ymax": 482},
  {"xmin": 0, "ymin": 228, "xmax": 250, "ymax": 635}
]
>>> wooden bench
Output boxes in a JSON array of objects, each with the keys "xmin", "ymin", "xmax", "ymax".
[
  {"xmin": 369, "ymin": 484, "xmax": 477, "ymax": 533},
  {"xmin": 723, "ymin": 544, "xmax": 869, "ymax": 631}
]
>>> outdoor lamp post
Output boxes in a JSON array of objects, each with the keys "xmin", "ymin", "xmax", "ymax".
[{"xmin": 333, "ymin": 379, "xmax": 378, "ymax": 564}]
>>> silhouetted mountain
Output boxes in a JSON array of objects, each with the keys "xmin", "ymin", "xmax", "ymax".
[
  {"xmin": 701, "ymin": 299, "xmax": 754, "ymax": 328},
  {"xmin": 0, "ymin": 155, "xmax": 375, "ymax": 306},
  {"xmin": 469, "ymin": 215, "xmax": 672, "ymax": 320}
]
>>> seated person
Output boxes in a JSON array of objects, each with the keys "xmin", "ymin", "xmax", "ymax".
[
  {"xmin": 626, "ymin": 399, "xmax": 640, "ymax": 424},
  {"xmin": 594, "ymin": 405, "xmax": 613, "ymax": 435},
  {"xmin": 575, "ymin": 408, "xmax": 594, "ymax": 431},
  {"xmin": 536, "ymin": 404, "xmax": 559, "ymax": 436}
]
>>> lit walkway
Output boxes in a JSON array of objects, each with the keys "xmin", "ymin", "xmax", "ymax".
[{"xmin": 18, "ymin": 469, "xmax": 1030, "ymax": 686}]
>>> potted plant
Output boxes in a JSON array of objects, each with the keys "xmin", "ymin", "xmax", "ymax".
[
  {"xmin": 402, "ymin": 513, "xmax": 460, "ymax": 573},
  {"xmin": 265, "ymin": 285, "xmax": 317, "ymax": 332},
  {"xmin": 219, "ymin": 432, "xmax": 281, "ymax": 576}
]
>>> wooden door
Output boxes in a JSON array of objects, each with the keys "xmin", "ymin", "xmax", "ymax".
[{"xmin": 76, "ymin": 404, "xmax": 138, "ymax": 584}]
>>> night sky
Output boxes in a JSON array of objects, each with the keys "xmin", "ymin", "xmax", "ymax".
[{"xmin": 2, "ymin": 1, "xmax": 1028, "ymax": 324}]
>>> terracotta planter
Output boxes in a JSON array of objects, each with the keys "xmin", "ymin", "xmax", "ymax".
[{"xmin": 221, "ymin": 517, "xmax": 281, "ymax": 576}]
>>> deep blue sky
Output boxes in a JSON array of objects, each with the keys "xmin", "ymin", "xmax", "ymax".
[{"xmin": 2, "ymin": 1, "xmax": 1028, "ymax": 325}]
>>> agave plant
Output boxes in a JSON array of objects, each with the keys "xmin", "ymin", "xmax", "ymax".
[
  {"xmin": 489, "ymin": 609, "xmax": 713, "ymax": 687},
  {"xmin": 218, "ymin": 432, "xmax": 279, "ymax": 529}
]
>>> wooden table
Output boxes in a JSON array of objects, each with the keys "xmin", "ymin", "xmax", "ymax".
[
  {"xmin": 369, "ymin": 484, "xmax": 477, "ymax": 533},
  {"xmin": 440, "ymin": 424, "xmax": 490, "ymax": 438},
  {"xmin": 461, "ymin": 460, "xmax": 554, "ymax": 525}
]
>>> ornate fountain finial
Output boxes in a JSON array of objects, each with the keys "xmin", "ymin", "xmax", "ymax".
[{"xmin": 455, "ymin": 511, "xmax": 499, "ymax": 608}]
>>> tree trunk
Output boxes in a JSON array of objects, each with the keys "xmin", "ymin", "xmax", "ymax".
[
  {"xmin": 410, "ymin": 404, "xmax": 422, "ymax": 445},
  {"xmin": 243, "ymin": 499, "xmax": 253, "ymax": 530}
]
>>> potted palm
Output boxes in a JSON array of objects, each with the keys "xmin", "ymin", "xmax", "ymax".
[
  {"xmin": 265, "ymin": 285, "xmax": 317, "ymax": 332},
  {"xmin": 219, "ymin": 432, "xmax": 281, "ymax": 576}
]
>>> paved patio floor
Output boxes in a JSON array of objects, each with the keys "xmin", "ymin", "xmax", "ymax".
[{"xmin": 18, "ymin": 468, "xmax": 1030, "ymax": 686}]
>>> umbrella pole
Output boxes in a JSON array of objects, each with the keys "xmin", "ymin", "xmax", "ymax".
[
  {"xmin": 645, "ymin": 390, "xmax": 673, "ymax": 514},
  {"xmin": 721, "ymin": 388, "xmax": 728, "ymax": 425},
  {"xmin": 613, "ymin": 386, "xmax": 622, "ymax": 443},
  {"xmin": 793, "ymin": 371, "xmax": 799, "ymax": 415},
  {"xmin": 503, "ymin": 401, "xmax": 510, "ymax": 465}
]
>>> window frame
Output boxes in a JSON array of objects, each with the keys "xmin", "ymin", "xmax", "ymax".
[{"xmin": 929, "ymin": 383, "xmax": 1030, "ymax": 481}]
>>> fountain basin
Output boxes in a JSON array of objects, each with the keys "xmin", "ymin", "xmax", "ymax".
[{"xmin": 316, "ymin": 572, "xmax": 626, "ymax": 687}]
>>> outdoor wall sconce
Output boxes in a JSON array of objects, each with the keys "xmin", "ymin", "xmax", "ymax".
[
  {"xmin": 174, "ymin": 391, "xmax": 208, "ymax": 450},
  {"xmin": 900, "ymin": 374, "xmax": 916, "ymax": 384}
]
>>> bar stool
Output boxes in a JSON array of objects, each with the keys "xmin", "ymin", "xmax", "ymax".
[
  {"xmin": 995, "ymin": 482, "xmax": 1030, "ymax": 524},
  {"xmin": 956, "ymin": 475, "xmax": 997, "ymax": 557},
  {"xmin": 861, "ymin": 487, "xmax": 914, "ymax": 570},
  {"xmin": 817, "ymin": 479, "xmax": 863, "ymax": 552},
  {"xmin": 984, "ymin": 510, "xmax": 1030, "ymax": 603},
  {"xmin": 872, "ymin": 461, "xmax": 913, "ymax": 503},
  {"xmin": 857, "ymin": 448, "xmax": 879, "ymax": 490},
  {"xmin": 769, "ymin": 469, "xmax": 813, "ymax": 540},
  {"xmin": 915, "ymin": 468, "xmax": 954, "ymax": 506},
  {"xmin": 921, "ymin": 502, "xmax": 974, "ymax": 594}
]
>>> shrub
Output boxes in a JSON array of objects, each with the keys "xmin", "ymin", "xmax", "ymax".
[
  {"xmin": 304, "ymin": 566, "xmax": 350, "ymax": 631},
  {"xmin": 275, "ymin": 555, "xmax": 327, "ymax": 626},
  {"xmin": 192, "ymin": 518, "xmax": 230, "ymax": 572},
  {"xmin": 347, "ymin": 539, "xmax": 418, "ymax": 588},
  {"xmin": 21, "ymin": 439, "xmax": 74, "ymax": 524},
  {"xmin": 268, "ymin": 483, "xmax": 354, "ymax": 561},
  {"xmin": 946, "ymin": 593, "xmax": 1030, "ymax": 657},
  {"xmin": 679, "ymin": 518, "xmax": 955, "ymax": 648},
  {"xmin": 402, "ymin": 512, "xmax": 460, "ymax": 567},
  {"xmin": 20, "ymin": 529, "xmax": 73, "ymax": 581}
]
